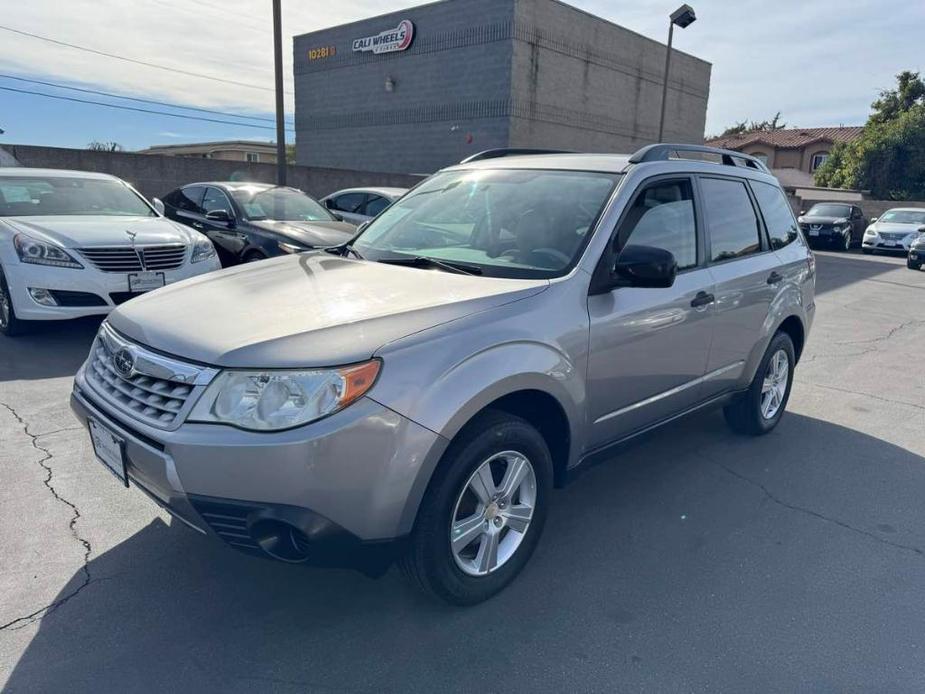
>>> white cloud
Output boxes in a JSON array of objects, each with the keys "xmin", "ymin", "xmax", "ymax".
[{"xmin": 1, "ymin": 0, "xmax": 923, "ymax": 135}]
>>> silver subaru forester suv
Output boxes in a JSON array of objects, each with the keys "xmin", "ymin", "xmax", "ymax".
[{"xmin": 72, "ymin": 145, "xmax": 815, "ymax": 605}]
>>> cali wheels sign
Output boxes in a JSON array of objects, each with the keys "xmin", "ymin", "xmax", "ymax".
[{"xmin": 352, "ymin": 19, "xmax": 415, "ymax": 54}]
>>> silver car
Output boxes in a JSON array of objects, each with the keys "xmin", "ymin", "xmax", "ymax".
[
  {"xmin": 320, "ymin": 186, "xmax": 407, "ymax": 225},
  {"xmin": 71, "ymin": 145, "xmax": 815, "ymax": 605}
]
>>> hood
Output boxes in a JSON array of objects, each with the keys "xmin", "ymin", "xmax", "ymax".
[
  {"xmin": 107, "ymin": 253, "xmax": 548, "ymax": 367},
  {"xmin": 249, "ymin": 219, "xmax": 356, "ymax": 248},
  {"xmin": 2, "ymin": 215, "xmax": 199, "ymax": 248},
  {"xmin": 799, "ymin": 215, "xmax": 847, "ymax": 225},
  {"xmin": 869, "ymin": 221, "xmax": 921, "ymax": 234}
]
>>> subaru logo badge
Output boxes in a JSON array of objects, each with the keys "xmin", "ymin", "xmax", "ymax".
[{"xmin": 112, "ymin": 348, "xmax": 135, "ymax": 379}]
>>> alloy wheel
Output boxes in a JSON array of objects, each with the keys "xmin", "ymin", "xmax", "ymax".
[
  {"xmin": 449, "ymin": 450, "xmax": 537, "ymax": 577},
  {"xmin": 0, "ymin": 281, "xmax": 9, "ymax": 329},
  {"xmin": 760, "ymin": 349, "xmax": 789, "ymax": 419}
]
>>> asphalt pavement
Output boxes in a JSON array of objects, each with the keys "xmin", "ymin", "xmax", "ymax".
[{"xmin": 2, "ymin": 249, "xmax": 925, "ymax": 693}]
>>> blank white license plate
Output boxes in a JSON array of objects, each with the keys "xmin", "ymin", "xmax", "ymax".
[
  {"xmin": 882, "ymin": 241, "xmax": 896, "ymax": 247},
  {"xmin": 809, "ymin": 229, "xmax": 820, "ymax": 236},
  {"xmin": 128, "ymin": 271, "xmax": 166, "ymax": 292},
  {"xmin": 89, "ymin": 419, "xmax": 128, "ymax": 486}
]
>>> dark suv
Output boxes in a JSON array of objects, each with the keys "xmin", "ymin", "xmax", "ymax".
[
  {"xmin": 161, "ymin": 182, "xmax": 356, "ymax": 266},
  {"xmin": 798, "ymin": 202, "xmax": 866, "ymax": 251}
]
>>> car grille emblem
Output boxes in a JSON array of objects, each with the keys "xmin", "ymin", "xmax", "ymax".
[
  {"xmin": 112, "ymin": 348, "xmax": 136, "ymax": 379},
  {"xmin": 810, "ymin": 224, "xmax": 822, "ymax": 231}
]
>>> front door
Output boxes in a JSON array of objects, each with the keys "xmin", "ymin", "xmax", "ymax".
[
  {"xmin": 587, "ymin": 177, "xmax": 715, "ymax": 447},
  {"xmin": 201, "ymin": 187, "xmax": 246, "ymax": 261}
]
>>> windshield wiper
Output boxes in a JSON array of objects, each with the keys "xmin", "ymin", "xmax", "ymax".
[
  {"xmin": 377, "ymin": 255, "xmax": 482, "ymax": 275},
  {"xmin": 324, "ymin": 242, "xmax": 365, "ymax": 260}
]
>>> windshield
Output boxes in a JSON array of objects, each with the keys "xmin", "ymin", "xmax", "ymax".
[
  {"xmin": 807, "ymin": 204, "xmax": 850, "ymax": 218},
  {"xmin": 0, "ymin": 176, "xmax": 155, "ymax": 217},
  {"xmin": 352, "ymin": 168, "xmax": 620, "ymax": 279},
  {"xmin": 231, "ymin": 187, "xmax": 333, "ymax": 222},
  {"xmin": 880, "ymin": 209, "xmax": 925, "ymax": 225}
]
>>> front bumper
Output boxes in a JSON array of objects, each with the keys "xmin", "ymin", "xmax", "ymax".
[
  {"xmin": 4, "ymin": 256, "xmax": 221, "ymax": 321},
  {"xmin": 70, "ymin": 368, "xmax": 447, "ymax": 571},
  {"xmin": 908, "ymin": 248, "xmax": 925, "ymax": 261},
  {"xmin": 804, "ymin": 228, "xmax": 848, "ymax": 243},
  {"xmin": 862, "ymin": 237, "xmax": 913, "ymax": 252}
]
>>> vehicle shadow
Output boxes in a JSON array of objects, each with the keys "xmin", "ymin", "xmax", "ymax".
[
  {"xmin": 813, "ymin": 250, "xmax": 916, "ymax": 296},
  {"xmin": 7, "ymin": 410, "xmax": 925, "ymax": 692},
  {"xmin": 0, "ymin": 316, "xmax": 102, "ymax": 382}
]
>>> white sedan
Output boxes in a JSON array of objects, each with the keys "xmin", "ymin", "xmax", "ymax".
[
  {"xmin": 862, "ymin": 208, "xmax": 925, "ymax": 254},
  {"xmin": 0, "ymin": 168, "xmax": 220, "ymax": 336}
]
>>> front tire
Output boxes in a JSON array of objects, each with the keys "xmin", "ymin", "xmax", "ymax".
[
  {"xmin": 724, "ymin": 332, "xmax": 795, "ymax": 436},
  {"xmin": 0, "ymin": 267, "xmax": 29, "ymax": 337},
  {"xmin": 400, "ymin": 411, "xmax": 552, "ymax": 605},
  {"xmin": 862, "ymin": 248, "xmax": 873, "ymax": 255},
  {"xmin": 908, "ymin": 258, "xmax": 921, "ymax": 270}
]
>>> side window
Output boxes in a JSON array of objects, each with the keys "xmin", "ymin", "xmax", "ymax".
[
  {"xmin": 202, "ymin": 187, "xmax": 232, "ymax": 214},
  {"xmin": 700, "ymin": 177, "xmax": 761, "ymax": 262},
  {"xmin": 178, "ymin": 185, "xmax": 205, "ymax": 213},
  {"xmin": 332, "ymin": 192, "xmax": 366, "ymax": 213},
  {"xmin": 614, "ymin": 179, "xmax": 697, "ymax": 270},
  {"xmin": 365, "ymin": 195, "xmax": 389, "ymax": 217},
  {"xmin": 752, "ymin": 181, "xmax": 798, "ymax": 250}
]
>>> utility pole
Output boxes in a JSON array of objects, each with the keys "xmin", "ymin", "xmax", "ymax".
[{"xmin": 272, "ymin": 0, "xmax": 286, "ymax": 185}]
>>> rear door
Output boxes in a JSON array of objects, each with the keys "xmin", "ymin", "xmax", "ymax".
[
  {"xmin": 328, "ymin": 192, "xmax": 369, "ymax": 224},
  {"xmin": 698, "ymin": 175, "xmax": 781, "ymax": 397},
  {"xmin": 587, "ymin": 176, "xmax": 715, "ymax": 446}
]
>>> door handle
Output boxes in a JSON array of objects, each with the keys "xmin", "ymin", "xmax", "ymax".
[
  {"xmin": 767, "ymin": 271, "xmax": 783, "ymax": 284},
  {"xmin": 690, "ymin": 291, "xmax": 715, "ymax": 308}
]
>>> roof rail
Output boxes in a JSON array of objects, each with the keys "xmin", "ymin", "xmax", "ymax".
[
  {"xmin": 628, "ymin": 143, "xmax": 771, "ymax": 173},
  {"xmin": 459, "ymin": 148, "xmax": 573, "ymax": 164}
]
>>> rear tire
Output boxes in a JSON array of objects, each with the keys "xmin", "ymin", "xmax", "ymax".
[
  {"xmin": 724, "ymin": 332, "xmax": 795, "ymax": 436},
  {"xmin": 399, "ymin": 410, "xmax": 552, "ymax": 605},
  {"xmin": 0, "ymin": 267, "xmax": 29, "ymax": 337}
]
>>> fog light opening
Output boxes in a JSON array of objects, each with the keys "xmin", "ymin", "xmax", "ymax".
[
  {"xmin": 249, "ymin": 519, "xmax": 309, "ymax": 563},
  {"xmin": 28, "ymin": 288, "xmax": 58, "ymax": 307}
]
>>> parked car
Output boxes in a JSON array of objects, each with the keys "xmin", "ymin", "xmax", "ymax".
[
  {"xmin": 71, "ymin": 145, "xmax": 814, "ymax": 605},
  {"xmin": 0, "ymin": 168, "xmax": 219, "ymax": 337},
  {"xmin": 162, "ymin": 182, "xmax": 356, "ymax": 266},
  {"xmin": 862, "ymin": 208, "xmax": 925, "ymax": 255},
  {"xmin": 797, "ymin": 202, "xmax": 866, "ymax": 251},
  {"xmin": 906, "ymin": 229, "xmax": 925, "ymax": 270},
  {"xmin": 321, "ymin": 187, "xmax": 407, "ymax": 225}
]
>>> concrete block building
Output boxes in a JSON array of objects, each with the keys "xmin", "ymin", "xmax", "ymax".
[{"xmin": 293, "ymin": 0, "xmax": 711, "ymax": 174}]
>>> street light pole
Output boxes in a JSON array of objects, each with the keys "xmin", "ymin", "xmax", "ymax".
[
  {"xmin": 272, "ymin": 0, "xmax": 286, "ymax": 186},
  {"xmin": 657, "ymin": 4, "xmax": 697, "ymax": 143},
  {"xmin": 656, "ymin": 21, "xmax": 674, "ymax": 143}
]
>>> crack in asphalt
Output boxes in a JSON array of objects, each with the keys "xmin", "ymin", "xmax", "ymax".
[
  {"xmin": 0, "ymin": 402, "xmax": 93, "ymax": 632},
  {"xmin": 832, "ymin": 317, "xmax": 924, "ymax": 346},
  {"xmin": 803, "ymin": 381, "xmax": 925, "ymax": 413},
  {"xmin": 703, "ymin": 451, "xmax": 925, "ymax": 559}
]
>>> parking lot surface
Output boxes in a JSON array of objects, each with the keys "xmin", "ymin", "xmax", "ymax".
[{"xmin": 2, "ymin": 250, "xmax": 924, "ymax": 693}]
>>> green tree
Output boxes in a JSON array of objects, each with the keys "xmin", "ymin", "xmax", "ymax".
[
  {"xmin": 714, "ymin": 112, "xmax": 787, "ymax": 139},
  {"xmin": 815, "ymin": 71, "xmax": 925, "ymax": 199},
  {"xmin": 87, "ymin": 141, "xmax": 123, "ymax": 152}
]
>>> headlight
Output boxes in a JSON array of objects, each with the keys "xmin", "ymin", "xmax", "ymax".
[
  {"xmin": 13, "ymin": 234, "xmax": 83, "ymax": 269},
  {"xmin": 188, "ymin": 360, "xmax": 381, "ymax": 431},
  {"xmin": 278, "ymin": 241, "xmax": 306, "ymax": 254},
  {"xmin": 864, "ymin": 228, "xmax": 877, "ymax": 236},
  {"xmin": 190, "ymin": 237, "xmax": 216, "ymax": 263}
]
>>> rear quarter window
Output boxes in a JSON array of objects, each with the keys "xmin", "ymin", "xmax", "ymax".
[{"xmin": 752, "ymin": 181, "xmax": 799, "ymax": 249}]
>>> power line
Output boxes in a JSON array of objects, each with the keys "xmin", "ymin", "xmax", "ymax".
[
  {"xmin": 0, "ymin": 73, "xmax": 293, "ymax": 124},
  {"xmin": 0, "ymin": 24, "xmax": 292, "ymax": 94},
  {"xmin": 0, "ymin": 85, "xmax": 296, "ymax": 132}
]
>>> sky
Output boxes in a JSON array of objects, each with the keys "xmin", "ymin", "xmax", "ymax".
[{"xmin": 0, "ymin": 0, "xmax": 922, "ymax": 151}]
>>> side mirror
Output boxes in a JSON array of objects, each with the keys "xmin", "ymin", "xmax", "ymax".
[
  {"xmin": 205, "ymin": 209, "xmax": 233, "ymax": 224},
  {"xmin": 870, "ymin": 217, "xmax": 878, "ymax": 223},
  {"xmin": 799, "ymin": 210, "xmax": 805, "ymax": 216},
  {"xmin": 152, "ymin": 197, "xmax": 165, "ymax": 215},
  {"xmin": 612, "ymin": 245, "xmax": 677, "ymax": 289},
  {"xmin": 918, "ymin": 225, "xmax": 925, "ymax": 234}
]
